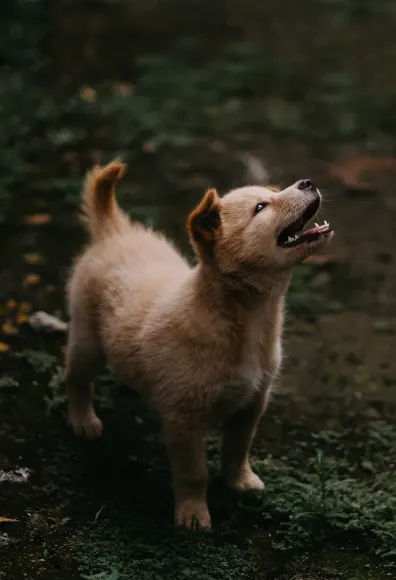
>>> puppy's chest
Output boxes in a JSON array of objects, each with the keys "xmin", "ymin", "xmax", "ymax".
[{"xmin": 213, "ymin": 334, "xmax": 281, "ymax": 418}]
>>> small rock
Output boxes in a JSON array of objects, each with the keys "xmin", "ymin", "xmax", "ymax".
[
  {"xmin": 28, "ymin": 311, "xmax": 68, "ymax": 333},
  {"xmin": 0, "ymin": 533, "xmax": 14, "ymax": 548},
  {"xmin": 0, "ymin": 467, "xmax": 32, "ymax": 484}
]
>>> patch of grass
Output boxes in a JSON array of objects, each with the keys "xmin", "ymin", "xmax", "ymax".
[
  {"xmin": 0, "ymin": 375, "xmax": 19, "ymax": 389},
  {"xmin": 71, "ymin": 525, "xmax": 255, "ymax": 580},
  {"xmin": 17, "ymin": 349, "xmax": 57, "ymax": 373},
  {"xmin": 62, "ymin": 419, "xmax": 396, "ymax": 578},
  {"xmin": 248, "ymin": 422, "xmax": 396, "ymax": 563}
]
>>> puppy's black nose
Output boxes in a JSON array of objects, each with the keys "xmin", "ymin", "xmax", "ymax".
[{"xmin": 297, "ymin": 179, "xmax": 315, "ymax": 191}]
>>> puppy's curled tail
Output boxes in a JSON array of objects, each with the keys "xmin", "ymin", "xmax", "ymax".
[{"xmin": 81, "ymin": 160, "xmax": 129, "ymax": 241}]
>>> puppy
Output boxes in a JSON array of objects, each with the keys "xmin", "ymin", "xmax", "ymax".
[{"xmin": 66, "ymin": 161, "xmax": 333, "ymax": 530}]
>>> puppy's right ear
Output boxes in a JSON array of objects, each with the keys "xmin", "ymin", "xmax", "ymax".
[{"xmin": 187, "ymin": 188, "xmax": 221, "ymax": 260}]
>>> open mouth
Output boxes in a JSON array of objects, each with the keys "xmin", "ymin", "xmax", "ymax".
[{"xmin": 277, "ymin": 197, "xmax": 332, "ymax": 248}]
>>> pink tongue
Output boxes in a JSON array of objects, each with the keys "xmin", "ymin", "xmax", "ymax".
[{"xmin": 297, "ymin": 225, "xmax": 326, "ymax": 236}]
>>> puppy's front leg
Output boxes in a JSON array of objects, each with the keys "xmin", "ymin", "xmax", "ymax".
[
  {"xmin": 221, "ymin": 391, "xmax": 268, "ymax": 492},
  {"xmin": 163, "ymin": 416, "xmax": 210, "ymax": 530}
]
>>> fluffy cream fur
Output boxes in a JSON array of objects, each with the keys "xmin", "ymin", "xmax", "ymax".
[{"xmin": 66, "ymin": 161, "xmax": 333, "ymax": 530}]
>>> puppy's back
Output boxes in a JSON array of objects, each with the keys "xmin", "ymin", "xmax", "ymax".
[{"xmin": 67, "ymin": 162, "xmax": 190, "ymax": 361}]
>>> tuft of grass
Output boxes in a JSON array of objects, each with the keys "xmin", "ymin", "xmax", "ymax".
[
  {"xmin": 0, "ymin": 376, "xmax": 19, "ymax": 389},
  {"xmin": 16, "ymin": 349, "xmax": 57, "ymax": 373},
  {"xmin": 248, "ymin": 422, "xmax": 396, "ymax": 563}
]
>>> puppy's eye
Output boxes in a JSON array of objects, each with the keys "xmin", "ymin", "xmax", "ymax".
[{"xmin": 254, "ymin": 202, "xmax": 268, "ymax": 214}]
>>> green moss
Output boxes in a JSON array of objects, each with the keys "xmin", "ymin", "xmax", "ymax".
[
  {"xmin": 17, "ymin": 349, "xmax": 57, "ymax": 373},
  {"xmin": 59, "ymin": 419, "xmax": 396, "ymax": 579},
  {"xmin": 71, "ymin": 525, "xmax": 255, "ymax": 580}
]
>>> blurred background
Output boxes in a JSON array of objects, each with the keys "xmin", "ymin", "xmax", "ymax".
[{"xmin": 1, "ymin": 1, "xmax": 396, "ymax": 579}]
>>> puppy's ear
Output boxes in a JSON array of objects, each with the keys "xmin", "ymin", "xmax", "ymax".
[{"xmin": 187, "ymin": 188, "xmax": 221, "ymax": 260}]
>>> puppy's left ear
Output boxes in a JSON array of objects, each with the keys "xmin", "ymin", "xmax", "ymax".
[{"xmin": 187, "ymin": 188, "xmax": 221, "ymax": 260}]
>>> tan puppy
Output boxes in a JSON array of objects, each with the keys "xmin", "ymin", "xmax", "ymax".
[{"xmin": 66, "ymin": 161, "xmax": 333, "ymax": 530}]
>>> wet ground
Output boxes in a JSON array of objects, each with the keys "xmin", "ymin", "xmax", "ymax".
[{"xmin": 2, "ymin": 2, "xmax": 396, "ymax": 578}]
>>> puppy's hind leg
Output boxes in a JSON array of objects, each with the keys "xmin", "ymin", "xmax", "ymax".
[{"xmin": 66, "ymin": 320, "xmax": 104, "ymax": 439}]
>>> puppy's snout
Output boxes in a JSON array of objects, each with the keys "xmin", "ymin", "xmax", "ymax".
[{"xmin": 297, "ymin": 179, "xmax": 315, "ymax": 192}]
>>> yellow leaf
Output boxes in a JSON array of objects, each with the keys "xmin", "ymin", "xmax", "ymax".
[
  {"xmin": 80, "ymin": 86, "xmax": 96, "ymax": 102},
  {"xmin": 24, "ymin": 273, "xmax": 41, "ymax": 286},
  {"xmin": 24, "ymin": 214, "xmax": 52, "ymax": 226},
  {"xmin": 19, "ymin": 302, "xmax": 32, "ymax": 313},
  {"xmin": 1, "ymin": 322, "xmax": 18, "ymax": 335},
  {"xmin": 23, "ymin": 253, "xmax": 45, "ymax": 265},
  {"xmin": 16, "ymin": 313, "xmax": 28, "ymax": 325},
  {"xmin": 7, "ymin": 299, "xmax": 16, "ymax": 309},
  {"xmin": 0, "ymin": 342, "xmax": 9, "ymax": 353},
  {"xmin": 0, "ymin": 516, "xmax": 18, "ymax": 523}
]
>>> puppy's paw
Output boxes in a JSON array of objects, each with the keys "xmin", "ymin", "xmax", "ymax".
[
  {"xmin": 175, "ymin": 500, "xmax": 211, "ymax": 531},
  {"xmin": 68, "ymin": 405, "xmax": 103, "ymax": 439},
  {"xmin": 228, "ymin": 469, "xmax": 265, "ymax": 492}
]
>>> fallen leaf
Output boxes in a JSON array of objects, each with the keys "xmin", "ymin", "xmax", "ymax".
[
  {"xmin": 0, "ymin": 342, "xmax": 9, "ymax": 353},
  {"xmin": 23, "ymin": 253, "xmax": 45, "ymax": 265},
  {"xmin": 114, "ymin": 82, "xmax": 134, "ymax": 96},
  {"xmin": 1, "ymin": 322, "xmax": 18, "ymax": 336},
  {"xmin": 0, "ymin": 517, "xmax": 18, "ymax": 523},
  {"xmin": 80, "ymin": 86, "xmax": 96, "ymax": 102},
  {"xmin": 23, "ymin": 274, "xmax": 41, "ymax": 286},
  {"xmin": 24, "ymin": 214, "xmax": 52, "ymax": 226},
  {"xmin": 304, "ymin": 255, "xmax": 337, "ymax": 265},
  {"xmin": 20, "ymin": 302, "xmax": 32, "ymax": 313},
  {"xmin": 142, "ymin": 141, "xmax": 156, "ymax": 154},
  {"xmin": 16, "ymin": 313, "xmax": 28, "ymax": 325},
  {"xmin": 7, "ymin": 299, "xmax": 16, "ymax": 309},
  {"xmin": 322, "ymin": 155, "xmax": 396, "ymax": 190}
]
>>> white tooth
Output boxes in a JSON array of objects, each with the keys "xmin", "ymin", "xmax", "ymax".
[
  {"xmin": 287, "ymin": 236, "xmax": 293, "ymax": 243},
  {"xmin": 315, "ymin": 223, "xmax": 320, "ymax": 228},
  {"xmin": 324, "ymin": 220, "xmax": 329, "ymax": 227}
]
